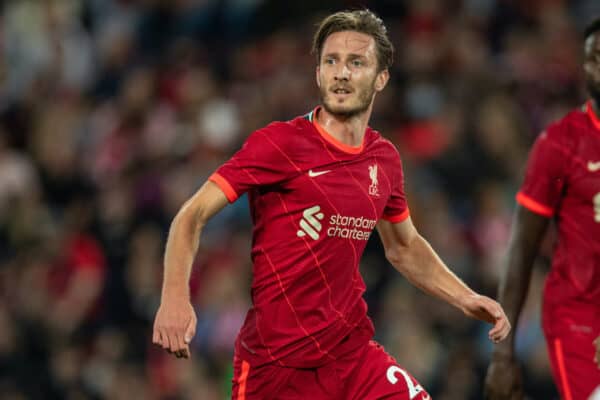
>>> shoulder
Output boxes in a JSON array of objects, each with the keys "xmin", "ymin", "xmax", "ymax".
[
  {"xmin": 239, "ymin": 114, "xmax": 313, "ymax": 162},
  {"xmin": 544, "ymin": 106, "xmax": 587, "ymax": 144},
  {"xmin": 250, "ymin": 115, "xmax": 311, "ymax": 145},
  {"xmin": 367, "ymin": 128, "xmax": 402, "ymax": 160}
]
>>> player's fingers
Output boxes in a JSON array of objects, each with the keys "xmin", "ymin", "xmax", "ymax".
[
  {"xmin": 489, "ymin": 301, "xmax": 505, "ymax": 322},
  {"xmin": 503, "ymin": 316, "xmax": 512, "ymax": 337},
  {"xmin": 482, "ymin": 303, "xmax": 502, "ymax": 332},
  {"xmin": 478, "ymin": 298, "xmax": 501, "ymax": 324},
  {"xmin": 489, "ymin": 314, "xmax": 509, "ymax": 342},
  {"xmin": 161, "ymin": 328, "xmax": 174, "ymax": 352},
  {"xmin": 497, "ymin": 318, "xmax": 510, "ymax": 341},
  {"xmin": 173, "ymin": 339, "xmax": 190, "ymax": 359},
  {"xmin": 174, "ymin": 330, "xmax": 188, "ymax": 358},
  {"xmin": 168, "ymin": 328, "xmax": 182, "ymax": 354},
  {"xmin": 152, "ymin": 326, "xmax": 162, "ymax": 346},
  {"xmin": 184, "ymin": 317, "xmax": 196, "ymax": 344},
  {"xmin": 176, "ymin": 344, "xmax": 190, "ymax": 359}
]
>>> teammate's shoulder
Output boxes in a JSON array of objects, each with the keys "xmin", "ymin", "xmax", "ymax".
[{"xmin": 547, "ymin": 105, "xmax": 588, "ymax": 134}]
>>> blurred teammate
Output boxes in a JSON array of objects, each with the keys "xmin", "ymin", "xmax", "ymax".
[
  {"xmin": 153, "ymin": 9, "xmax": 510, "ymax": 399},
  {"xmin": 485, "ymin": 18, "xmax": 600, "ymax": 400}
]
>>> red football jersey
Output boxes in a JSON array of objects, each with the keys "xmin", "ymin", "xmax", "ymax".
[
  {"xmin": 517, "ymin": 101, "xmax": 600, "ymax": 336},
  {"xmin": 209, "ymin": 107, "xmax": 409, "ymax": 368}
]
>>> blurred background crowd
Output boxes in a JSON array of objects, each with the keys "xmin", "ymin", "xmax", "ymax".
[{"xmin": 0, "ymin": 0, "xmax": 598, "ymax": 399}]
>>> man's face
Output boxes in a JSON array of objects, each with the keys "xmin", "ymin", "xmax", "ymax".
[
  {"xmin": 584, "ymin": 32, "xmax": 600, "ymax": 100},
  {"xmin": 317, "ymin": 31, "xmax": 388, "ymax": 118}
]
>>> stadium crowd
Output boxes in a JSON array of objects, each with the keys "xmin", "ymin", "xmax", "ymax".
[{"xmin": 1, "ymin": 0, "xmax": 598, "ymax": 398}]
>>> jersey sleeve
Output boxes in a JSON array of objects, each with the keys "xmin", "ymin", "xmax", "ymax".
[
  {"xmin": 517, "ymin": 128, "xmax": 570, "ymax": 217},
  {"xmin": 382, "ymin": 148, "xmax": 410, "ymax": 223},
  {"xmin": 209, "ymin": 127, "xmax": 296, "ymax": 202}
]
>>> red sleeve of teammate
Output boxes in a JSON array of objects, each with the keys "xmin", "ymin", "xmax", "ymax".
[
  {"xmin": 517, "ymin": 128, "xmax": 571, "ymax": 217},
  {"xmin": 209, "ymin": 127, "xmax": 296, "ymax": 203},
  {"xmin": 382, "ymin": 149, "xmax": 410, "ymax": 223}
]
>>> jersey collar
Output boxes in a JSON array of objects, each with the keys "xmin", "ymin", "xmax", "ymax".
[{"xmin": 308, "ymin": 106, "xmax": 365, "ymax": 155}]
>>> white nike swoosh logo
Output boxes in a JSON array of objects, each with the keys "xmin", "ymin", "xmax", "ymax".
[
  {"xmin": 588, "ymin": 161, "xmax": 600, "ymax": 172},
  {"xmin": 308, "ymin": 169, "xmax": 331, "ymax": 177}
]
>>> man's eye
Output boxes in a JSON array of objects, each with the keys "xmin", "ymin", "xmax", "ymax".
[
  {"xmin": 325, "ymin": 58, "xmax": 335, "ymax": 65},
  {"xmin": 352, "ymin": 60, "xmax": 364, "ymax": 67}
]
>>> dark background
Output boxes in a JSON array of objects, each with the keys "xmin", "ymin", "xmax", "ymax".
[{"xmin": 1, "ymin": 0, "xmax": 598, "ymax": 399}]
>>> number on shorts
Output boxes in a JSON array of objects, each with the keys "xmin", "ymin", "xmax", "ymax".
[
  {"xmin": 386, "ymin": 366, "xmax": 423, "ymax": 399},
  {"xmin": 594, "ymin": 193, "xmax": 600, "ymax": 223}
]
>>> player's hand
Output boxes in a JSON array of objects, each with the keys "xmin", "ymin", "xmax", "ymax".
[
  {"xmin": 484, "ymin": 355, "xmax": 524, "ymax": 400},
  {"xmin": 594, "ymin": 335, "xmax": 600, "ymax": 369},
  {"xmin": 459, "ymin": 294, "xmax": 510, "ymax": 342},
  {"xmin": 152, "ymin": 295, "xmax": 197, "ymax": 359}
]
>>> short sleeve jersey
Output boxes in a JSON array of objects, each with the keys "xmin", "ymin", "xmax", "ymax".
[
  {"xmin": 517, "ymin": 101, "xmax": 600, "ymax": 335},
  {"xmin": 209, "ymin": 107, "xmax": 409, "ymax": 368}
]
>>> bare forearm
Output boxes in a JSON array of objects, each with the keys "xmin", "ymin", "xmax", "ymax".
[
  {"xmin": 493, "ymin": 242, "xmax": 536, "ymax": 354},
  {"xmin": 387, "ymin": 234, "xmax": 475, "ymax": 310},
  {"xmin": 162, "ymin": 204, "xmax": 204, "ymax": 299},
  {"xmin": 493, "ymin": 207, "xmax": 548, "ymax": 356}
]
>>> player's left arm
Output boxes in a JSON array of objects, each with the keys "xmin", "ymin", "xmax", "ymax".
[{"xmin": 377, "ymin": 217, "xmax": 511, "ymax": 342}]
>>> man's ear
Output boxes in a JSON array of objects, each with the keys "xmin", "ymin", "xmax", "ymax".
[
  {"xmin": 375, "ymin": 69, "xmax": 389, "ymax": 92},
  {"xmin": 316, "ymin": 66, "xmax": 321, "ymax": 88}
]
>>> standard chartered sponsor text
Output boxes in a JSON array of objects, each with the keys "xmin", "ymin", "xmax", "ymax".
[{"xmin": 327, "ymin": 214, "xmax": 377, "ymax": 240}]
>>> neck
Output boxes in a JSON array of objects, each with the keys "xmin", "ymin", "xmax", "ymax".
[{"xmin": 316, "ymin": 103, "xmax": 373, "ymax": 147}]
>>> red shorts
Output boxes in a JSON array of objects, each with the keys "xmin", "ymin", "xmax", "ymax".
[
  {"xmin": 545, "ymin": 333, "xmax": 600, "ymax": 400},
  {"xmin": 231, "ymin": 340, "xmax": 430, "ymax": 400}
]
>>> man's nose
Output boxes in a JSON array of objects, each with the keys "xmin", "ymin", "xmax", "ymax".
[{"xmin": 334, "ymin": 64, "xmax": 351, "ymax": 81}]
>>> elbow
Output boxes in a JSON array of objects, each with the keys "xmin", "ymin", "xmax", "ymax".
[
  {"xmin": 385, "ymin": 245, "xmax": 412, "ymax": 270},
  {"xmin": 384, "ymin": 231, "xmax": 420, "ymax": 264},
  {"xmin": 384, "ymin": 245, "xmax": 418, "ymax": 281},
  {"xmin": 384, "ymin": 247, "xmax": 402, "ymax": 266},
  {"xmin": 384, "ymin": 233, "xmax": 424, "ymax": 275},
  {"xmin": 174, "ymin": 200, "xmax": 208, "ymax": 234}
]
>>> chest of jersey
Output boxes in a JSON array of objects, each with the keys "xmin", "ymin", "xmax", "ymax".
[
  {"xmin": 280, "ymin": 153, "xmax": 391, "ymax": 242},
  {"xmin": 565, "ymin": 133, "xmax": 600, "ymax": 225}
]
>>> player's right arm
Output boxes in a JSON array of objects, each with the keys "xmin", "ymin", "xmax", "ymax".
[
  {"xmin": 484, "ymin": 206, "xmax": 549, "ymax": 400},
  {"xmin": 377, "ymin": 217, "xmax": 511, "ymax": 342},
  {"xmin": 152, "ymin": 125, "xmax": 295, "ymax": 359},
  {"xmin": 152, "ymin": 181, "xmax": 228, "ymax": 359}
]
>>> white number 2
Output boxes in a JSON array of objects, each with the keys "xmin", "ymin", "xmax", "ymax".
[
  {"xmin": 386, "ymin": 366, "xmax": 424, "ymax": 399},
  {"xmin": 594, "ymin": 193, "xmax": 600, "ymax": 223}
]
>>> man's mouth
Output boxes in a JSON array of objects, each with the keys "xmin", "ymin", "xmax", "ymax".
[{"xmin": 331, "ymin": 87, "xmax": 353, "ymax": 95}]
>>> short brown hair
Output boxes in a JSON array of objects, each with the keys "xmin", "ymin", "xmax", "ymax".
[{"xmin": 312, "ymin": 9, "xmax": 394, "ymax": 72}]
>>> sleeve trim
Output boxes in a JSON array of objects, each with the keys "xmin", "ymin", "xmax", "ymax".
[
  {"xmin": 209, "ymin": 173, "xmax": 239, "ymax": 203},
  {"xmin": 382, "ymin": 208, "xmax": 410, "ymax": 223},
  {"xmin": 516, "ymin": 192, "xmax": 554, "ymax": 217}
]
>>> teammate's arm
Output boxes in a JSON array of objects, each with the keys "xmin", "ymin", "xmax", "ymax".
[
  {"xmin": 152, "ymin": 181, "xmax": 229, "ymax": 359},
  {"xmin": 594, "ymin": 336, "xmax": 600, "ymax": 368},
  {"xmin": 484, "ymin": 205, "xmax": 549, "ymax": 399},
  {"xmin": 377, "ymin": 217, "xmax": 510, "ymax": 343}
]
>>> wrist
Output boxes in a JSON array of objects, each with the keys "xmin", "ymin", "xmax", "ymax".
[
  {"xmin": 455, "ymin": 291, "xmax": 478, "ymax": 312},
  {"xmin": 161, "ymin": 282, "xmax": 190, "ymax": 301}
]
